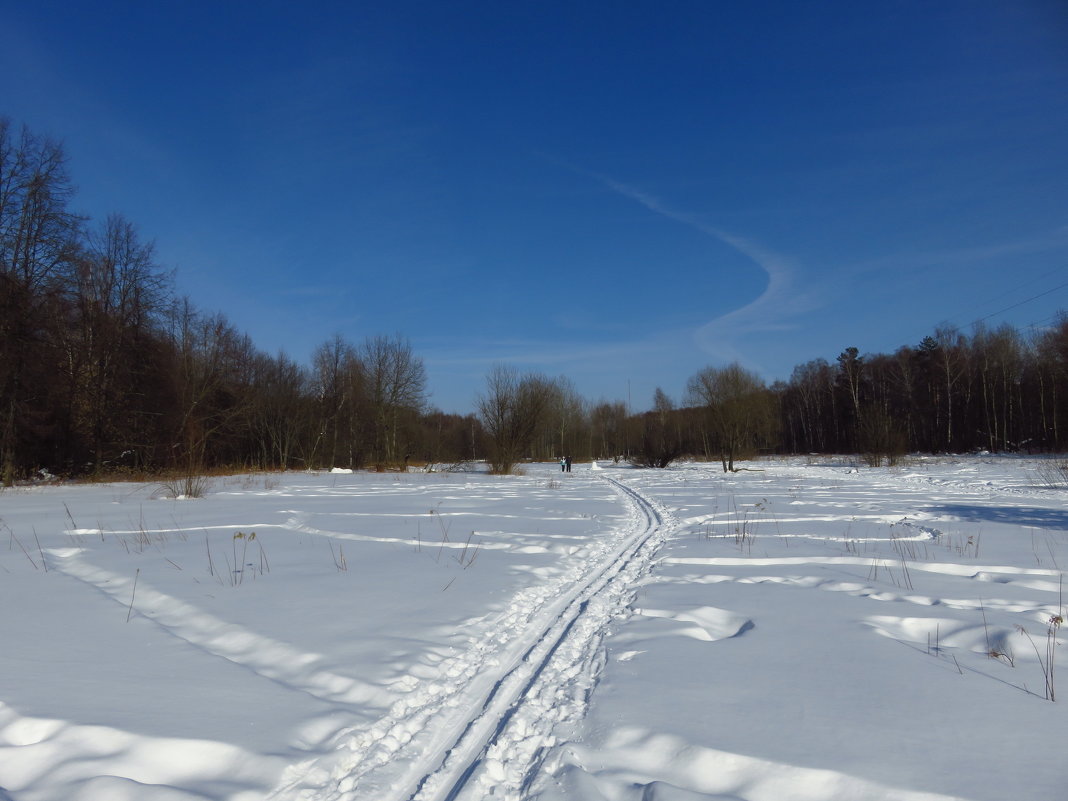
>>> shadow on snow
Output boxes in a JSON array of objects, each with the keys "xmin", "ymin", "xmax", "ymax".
[{"xmin": 928, "ymin": 504, "xmax": 1068, "ymax": 531}]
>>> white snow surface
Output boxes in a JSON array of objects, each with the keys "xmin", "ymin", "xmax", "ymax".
[{"xmin": 0, "ymin": 456, "xmax": 1065, "ymax": 800}]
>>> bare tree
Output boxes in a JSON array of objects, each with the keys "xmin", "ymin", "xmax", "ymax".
[
  {"xmin": 361, "ymin": 334, "xmax": 427, "ymax": 467},
  {"xmin": 0, "ymin": 119, "xmax": 81, "ymax": 483},
  {"xmin": 834, "ymin": 346, "xmax": 865, "ymax": 450},
  {"xmin": 477, "ymin": 365, "xmax": 553, "ymax": 474},
  {"xmin": 783, "ymin": 358, "xmax": 838, "ymax": 452},
  {"xmin": 590, "ymin": 400, "xmax": 628, "ymax": 461},
  {"xmin": 933, "ymin": 326, "xmax": 970, "ymax": 450},
  {"xmin": 248, "ymin": 351, "xmax": 310, "ymax": 469},
  {"xmin": 535, "ymin": 376, "xmax": 587, "ymax": 462},
  {"xmin": 972, "ymin": 323, "xmax": 1024, "ymax": 451},
  {"xmin": 1034, "ymin": 314, "xmax": 1068, "ymax": 448},
  {"xmin": 310, "ymin": 335, "xmax": 365, "ymax": 468},
  {"xmin": 63, "ymin": 214, "xmax": 170, "ymax": 470},
  {"xmin": 630, "ymin": 388, "xmax": 685, "ymax": 468},
  {"xmin": 687, "ymin": 363, "xmax": 777, "ymax": 472},
  {"xmin": 166, "ymin": 301, "xmax": 257, "ymax": 473}
]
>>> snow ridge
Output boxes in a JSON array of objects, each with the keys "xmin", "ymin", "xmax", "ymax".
[{"xmin": 49, "ymin": 549, "xmax": 390, "ymax": 708}]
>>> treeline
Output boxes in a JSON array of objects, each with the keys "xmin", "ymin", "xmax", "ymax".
[
  {"xmin": 3, "ymin": 118, "xmax": 1067, "ymax": 483},
  {"xmin": 0, "ymin": 118, "xmax": 468, "ymax": 482},
  {"xmin": 480, "ymin": 319, "xmax": 1068, "ymax": 476},
  {"xmin": 778, "ymin": 326, "xmax": 1068, "ymax": 458}
]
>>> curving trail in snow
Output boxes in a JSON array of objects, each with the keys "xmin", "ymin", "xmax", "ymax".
[{"xmin": 267, "ymin": 475, "xmax": 674, "ymax": 801}]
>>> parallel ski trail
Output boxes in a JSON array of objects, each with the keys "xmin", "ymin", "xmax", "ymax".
[
  {"xmin": 269, "ymin": 475, "xmax": 672, "ymax": 801},
  {"xmin": 408, "ymin": 476, "xmax": 671, "ymax": 801}
]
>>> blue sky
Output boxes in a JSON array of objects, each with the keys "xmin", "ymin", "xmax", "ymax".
[{"xmin": 3, "ymin": 1, "xmax": 1067, "ymax": 413}]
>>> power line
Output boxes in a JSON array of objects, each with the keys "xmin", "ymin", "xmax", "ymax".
[
  {"xmin": 911, "ymin": 279, "xmax": 1067, "ymax": 347},
  {"xmin": 968, "ymin": 279, "xmax": 1068, "ymax": 327},
  {"xmin": 941, "ymin": 262, "xmax": 1068, "ymax": 330}
]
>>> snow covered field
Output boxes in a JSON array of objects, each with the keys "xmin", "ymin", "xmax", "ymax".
[{"xmin": 1, "ymin": 457, "xmax": 1065, "ymax": 800}]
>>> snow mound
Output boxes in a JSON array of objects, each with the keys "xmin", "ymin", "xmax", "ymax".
[
  {"xmin": 0, "ymin": 702, "xmax": 285, "ymax": 801},
  {"xmin": 547, "ymin": 727, "xmax": 961, "ymax": 801},
  {"xmin": 621, "ymin": 605, "xmax": 754, "ymax": 643}
]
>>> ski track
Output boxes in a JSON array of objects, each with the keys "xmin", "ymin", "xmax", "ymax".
[{"xmin": 267, "ymin": 475, "xmax": 674, "ymax": 801}]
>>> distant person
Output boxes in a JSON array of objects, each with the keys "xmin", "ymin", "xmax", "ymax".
[
  {"xmin": 560, "ymin": 456, "xmax": 566, "ymax": 472},
  {"xmin": 565, "ymin": 455, "xmax": 572, "ymax": 473}
]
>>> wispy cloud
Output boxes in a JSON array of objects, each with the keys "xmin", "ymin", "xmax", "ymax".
[
  {"xmin": 587, "ymin": 172, "xmax": 820, "ymax": 364},
  {"xmin": 844, "ymin": 225, "xmax": 1068, "ymax": 276}
]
